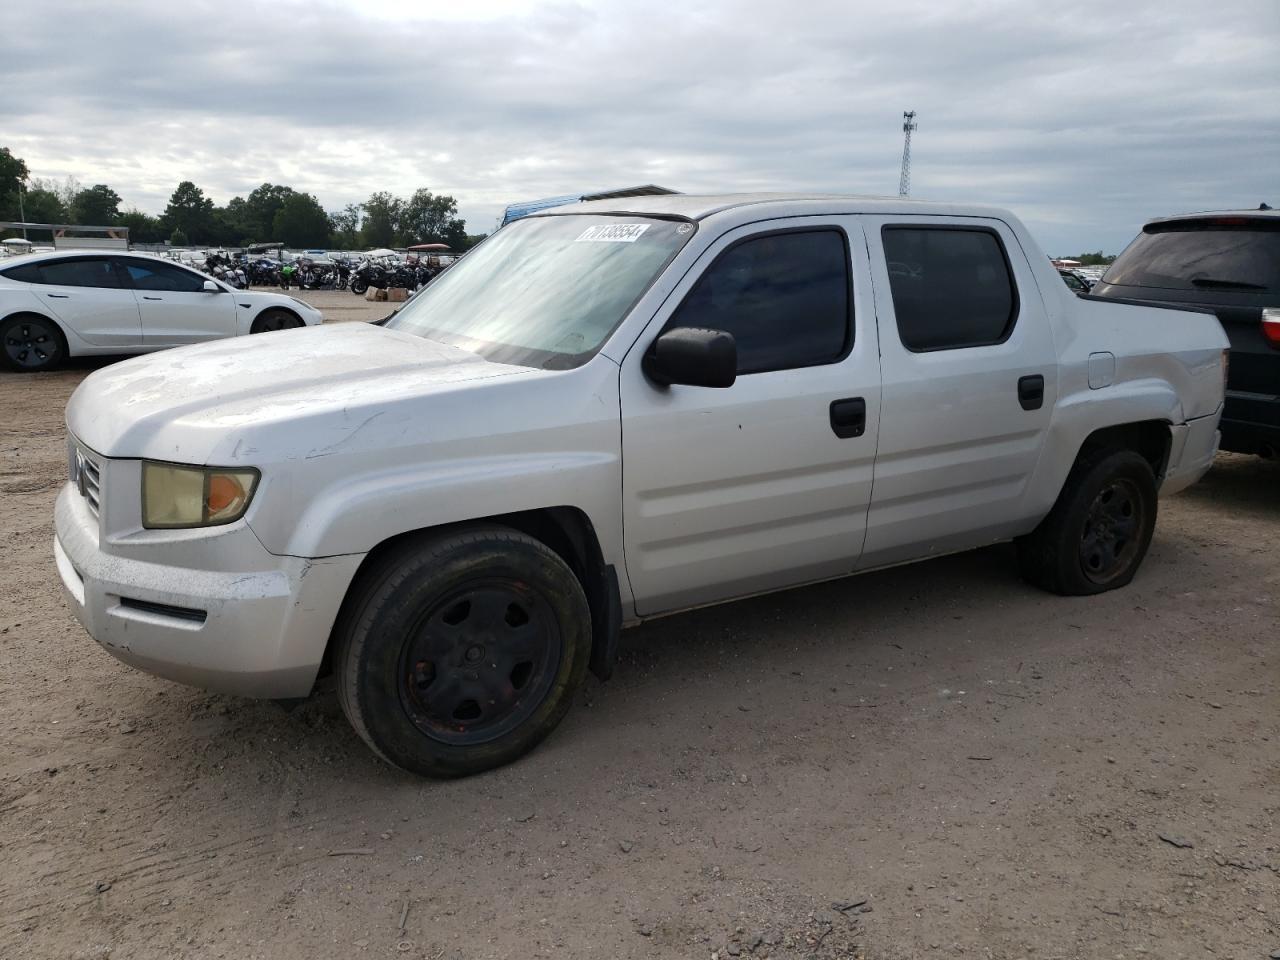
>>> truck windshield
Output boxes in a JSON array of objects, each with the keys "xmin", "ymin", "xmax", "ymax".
[{"xmin": 386, "ymin": 215, "xmax": 694, "ymax": 368}]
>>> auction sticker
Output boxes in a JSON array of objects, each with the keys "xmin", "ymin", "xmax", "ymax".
[{"xmin": 575, "ymin": 223, "xmax": 651, "ymax": 243}]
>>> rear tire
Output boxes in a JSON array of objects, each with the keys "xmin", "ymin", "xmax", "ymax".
[
  {"xmin": 1016, "ymin": 448, "xmax": 1157, "ymax": 596},
  {"xmin": 334, "ymin": 526, "xmax": 592, "ymax": 778},
  {"xmin": 0, "ymin": 313, "xmax": 67, "ymax": 372},
  {"xmin": 250, "ymin": 309, "xmax": 303, "ymax": 334}
]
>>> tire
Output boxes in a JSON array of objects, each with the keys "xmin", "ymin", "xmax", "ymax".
[
  {"xmin": 351, "ymin": 278, "xmax": 368, "ymax": 295},
  {"xmin": 250, "ymin": 309, "xmax": 304, "ymax": 334},
  {"xmin": 1, "ymin": 313, "xmax": 67, "ymax": 372},
  {"xmin": 334, "ymin": 526, "xmax": 592, "ymax": 778},
  {"xmin": 1016, "ymin": 448, "xmax": 1158, "ymax": 596}
]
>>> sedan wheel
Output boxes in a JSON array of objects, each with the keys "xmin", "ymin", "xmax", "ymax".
[
  {"xmin": 1, "ymin": 314, "xmax": 65, "ymax": 372},
  {"xmin": 250, "ymin": 309, "xmax": 304, "ymax": 334}
]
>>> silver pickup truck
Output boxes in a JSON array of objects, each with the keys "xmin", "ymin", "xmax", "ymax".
[{"xmin": 54, "ymin": 194, "xmax": 1228, "ymax": 777}]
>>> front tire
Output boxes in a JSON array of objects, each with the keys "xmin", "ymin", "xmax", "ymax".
[
  {"xmin": 250, "ymin": 309, "xmax": 304, "ymax": 334},
  {"xmin": 334, "ymin": 526, "xmax": 592, "ymax": 778},
  {"xmin": 1016, "ymin": 449, "xmax": 1158, "ymax": 596},
  {"xmin": 1, "ymin": 313, "xmax": 67, "ymax": 372}
]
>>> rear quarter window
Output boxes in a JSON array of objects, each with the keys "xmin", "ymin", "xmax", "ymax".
[{"xmin": 1, "ymin": 263, "xmax": 43, "ymax": 283}]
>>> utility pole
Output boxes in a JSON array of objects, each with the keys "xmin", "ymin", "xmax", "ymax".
[
  {"xmin": 898, "ymin": 110, "xmax": 917, "ymax": 198},
  {"xmin": 17, "ymin": 182, "xmax": 27, "ymax": 239}
]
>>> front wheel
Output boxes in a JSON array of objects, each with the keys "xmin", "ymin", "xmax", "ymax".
[
  {"xmin": 334, "ymin": 526, "xmax": 592, "ymax": 778},
  {"xmin": 250, "ymin": 309, "xmax": 304, "ymax": 334},
  {"xmin": 350, "ymin": 278, "xmax": 368, "ymax": 295},
  {"xmin": 1, "ymin": 313, "xmax": 66, "ymax": 372},
  {"xmin": 1016, "ymin": 449, "xmax": 1158, "ymax": 596}
]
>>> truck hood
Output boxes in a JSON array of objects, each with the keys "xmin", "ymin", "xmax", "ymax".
[{"xmin": 67, "ymin": 322, "xmax": 534, "ymax": 462}]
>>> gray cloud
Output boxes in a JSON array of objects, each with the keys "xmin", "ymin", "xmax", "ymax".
[{"xmin": 2, "ymin": 0, "xmax": 1276, "ymax": 251}]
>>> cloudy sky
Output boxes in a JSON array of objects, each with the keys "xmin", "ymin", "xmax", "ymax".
[{"xmin": 2, "ymin": 0, "xmax": 1276, "ymax": 253}]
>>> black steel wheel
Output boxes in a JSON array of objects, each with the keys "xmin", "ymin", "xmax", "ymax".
[
  {"xmin": 397, "ymin": 580, "xmax": 564, "ymax": 745},
  {"xmin": 1, "ymin": 313, "xmax": 66, "ymax": 372},
  {"xmin": 1016, "ymin": 448, "xmax": 1158, "ymax": 596},
  {"xmin": 334, "ymin": 526, "xmax": 591, "ymax": 778},
  {"xmin": 1079, "ymin": 477, "xmax": 1146, "ymax": 586},
  {"xmin": 250, "ymin": 309, "xmax": 303, "ymax": 334}
]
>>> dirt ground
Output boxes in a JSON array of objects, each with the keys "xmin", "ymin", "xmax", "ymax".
[{"xmin": 1, "ymin": 292, "xmax": 1277, "ymax": 960}]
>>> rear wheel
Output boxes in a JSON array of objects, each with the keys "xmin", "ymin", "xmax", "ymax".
[
  {"xmin": 334, "ymin": 526, "xmax": 592, "ymax": 778},
  {"xmin": 1, "ymin": 313, "xmax": 66, "ymax": 372},
  {"xmin": 250, "ymin": 309, "xmax": 303, "ymax": 334},
  {"xmin": 1016, "ymin": 449, "xmax": 1157, "ymax": 595}
]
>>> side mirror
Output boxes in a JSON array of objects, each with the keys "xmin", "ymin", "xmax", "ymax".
[
  {"xmin": 643, "ymin": 327, "xmax": 737, "ymax": 388},
  {"xmin": 202, "ymin": 279, "xmax": 221, "ymax": 293}
]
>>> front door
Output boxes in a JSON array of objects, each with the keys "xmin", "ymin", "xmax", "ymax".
[
  {"xmin": 117, "ymin": 257, "xmax": 238, "ymax": 346},
  {"xmin": 859, "ymin": 216, "xmax": 1059, "ymax": 569},
  {"xmin": 620, "ymin": 220, "xmax": 882, "ymax": 616},
  {"xmin": 28, "ymin": 256, "xmax": 142, "ymax": 347}
]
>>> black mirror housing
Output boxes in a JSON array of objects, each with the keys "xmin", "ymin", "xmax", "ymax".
[{"xmin": 643, "ymin": 327, "xmax": 737, "ymax": 388}]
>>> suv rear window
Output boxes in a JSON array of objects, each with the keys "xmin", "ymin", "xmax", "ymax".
[{"xmin": 1103, "ymin": 223, "xmax": 1280, "ymax": 293}]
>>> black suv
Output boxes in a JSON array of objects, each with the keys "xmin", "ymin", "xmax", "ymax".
[{"xmin": 1092, "ymin": 209, "xmax": 1279, "ymax": 457}]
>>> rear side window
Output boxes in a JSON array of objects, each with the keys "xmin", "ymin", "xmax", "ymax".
[
  {"xmin": 122, "ymin": 259, "xmax": 208, "ymax": 292},
  {"xmin": 0, "ymin": 263, "xmax": 42, "ymax": 283},
  {"xmin": 882, "ymin": 227, "xmax": 1017, "ymax": 351},
  {"xmin": 1102, "ymin": 225, "xmax": 1280, "ymax": 293},
  {"xmin": 667, "ymin": 229, "xmax": 851, "ymax": 374},
  {"xmin": 18, "ymin": 258, "xmax": 123, "ymax": 289}
]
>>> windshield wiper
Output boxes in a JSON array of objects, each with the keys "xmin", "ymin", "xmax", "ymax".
[{"xmin": 1190, "ymin": 277, "xmax": 1266, "ymax": 290}]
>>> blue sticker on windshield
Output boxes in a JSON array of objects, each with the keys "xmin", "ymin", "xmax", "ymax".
[{"xmin": 574, "ymin": 224, "xmax": 651, "ymax": 243}]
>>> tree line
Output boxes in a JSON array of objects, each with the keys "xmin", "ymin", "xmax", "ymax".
[{"xmin": 0, "ymin": 146, "xmax": 485, "ymax": 250}]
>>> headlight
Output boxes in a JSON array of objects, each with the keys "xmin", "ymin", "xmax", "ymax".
[{"xmin": 142, "ymin": 462, "xmax": 259, "ymax": 529}]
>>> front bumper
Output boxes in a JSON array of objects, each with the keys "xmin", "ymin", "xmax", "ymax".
[{"xmin": 54, "ymin": 483, "xmax": 362, "ymax": 698}]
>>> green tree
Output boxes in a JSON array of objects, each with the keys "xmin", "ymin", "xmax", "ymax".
[
  {"xmin": 169, "ymin": 228, "xmax": 189, "ymax": 247},
  {"xmin": 398, "ymin": 188, "xmax": 466, "ymax": 248},
  {"xmin": 328, "ymin": 203, "xmax": 362, "ymax": 249},
  {"xmin": 243, "ymin": 183, "xmax": 295, "ymax": 242},
  {"xmin": 160, "ymin": 181, "xmax": 214, "ymax": 243},
  {"xmin": 272, "ymin": 192, "xmax": 331, "ymax": 247},
  {"xmin": 70, "ymin": 184, "xmax": 122, "ymax": 225},
  {"xmin": 19, "ymin": 187, "xmax": 67, "ymax": 226},
  {"xmin": 117, "ymin": 208, "xmax": 164, "ymax": 244},
  {"xmin": 359, "ymin": 191, "xmax": 401, "ymax": 248},
  {"xmin": 463, "ymin": 233, "xmax": 489, "ymax": 250},
  {"xmin": 0, "ymin": 147, "xmax": 30, "ymax": 221}
]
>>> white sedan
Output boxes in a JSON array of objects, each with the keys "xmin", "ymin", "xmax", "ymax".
[{"xmin": 0, "ymin": 251, "xmax": 324, "ymax": 372}]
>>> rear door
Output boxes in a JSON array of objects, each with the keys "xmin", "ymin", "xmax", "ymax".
[
  {"xmin": 22, "ymin": 256, "xmax": 142, "ymax": 347},
  {"xmin": 619, "ymin": 219, "xmax": 882, "ymax": 615},
  {"xmin": 859, "ymin": 216, "xmax": 1058, "ymax": 569},
  {"xmin": 117, "ymin": 257, "xmax": 238, "ymax": 346}
]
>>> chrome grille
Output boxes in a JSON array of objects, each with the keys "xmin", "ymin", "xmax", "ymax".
[{"xmin": 72, "ymin": 444, "xmax": 102, "ymax": 517}]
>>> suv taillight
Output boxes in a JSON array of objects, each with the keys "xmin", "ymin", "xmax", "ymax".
[{"xmin": 1263, "ymin": 308, "xmax": 1280, "ymax": 348}]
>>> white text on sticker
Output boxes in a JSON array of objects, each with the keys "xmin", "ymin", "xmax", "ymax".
[{"xmin": 575, "ymin": 224, "xmax": 651, "ymax": 243}]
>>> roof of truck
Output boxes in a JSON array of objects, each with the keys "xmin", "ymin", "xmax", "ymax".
[{"xmin": 532, "ymin": 192, "xmax": 1014, "ymax": 223}]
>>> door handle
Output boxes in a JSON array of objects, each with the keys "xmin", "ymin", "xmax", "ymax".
[
  {"xmin": 829, "ymin": 397, "xmax": 867, "ymax": 438},
  {"xmin": 142, "ymin": 295, "xmax": 163, "ymax": 301},
  {"xmin": 1018, "ymin": 375, "xmax": 1045, "ymax": 411},
  {"xmin": 46, "ymin": 293, "xmax": 69, "ymax": 298}
]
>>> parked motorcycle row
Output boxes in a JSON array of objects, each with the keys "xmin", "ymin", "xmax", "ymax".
[{"xmin": 199, "ymin": 252, "xmax": 448, "ymax": 294}]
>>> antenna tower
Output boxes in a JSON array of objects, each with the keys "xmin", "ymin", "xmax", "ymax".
[{"xmin": 898, "ymin": 111, "xmax": 917, "ymax": 197}]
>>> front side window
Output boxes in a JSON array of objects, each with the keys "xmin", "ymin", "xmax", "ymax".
[
  {"xmin": 30, "ymin": 257, "xmax": 123, "ymax": 289},
  {"xmin": 386, "ymin": 215, "xmax": 694, "ymax": 369},
  {"xmin": 882, "ymin": 226, "xmax": 1018, "ymax": 351},
  {"xmin": 122, "ymin": 259, "xmax": 208, "ymax": 292},
  {"xmin": 666, "ymin": 229, "xmax": 851, "ymax": 374}
]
